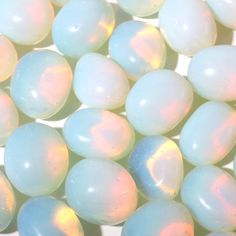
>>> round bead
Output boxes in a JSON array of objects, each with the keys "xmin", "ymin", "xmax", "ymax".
[
  {"xmin": 207, "ymin": 233, "xmax": 236, "ymax": 236},
  {"xmin": 179, "ymin": 101, "xmax": 236, "ymax": 166},
  {"xmin": 109, "ymin": 21, "xmax": 166, "ymax": 80},
  {"xmin": 65, "ymin": 159, "xmax": 138, "ymax": 225},
  {"xmin": 52, "ymin": 0, "xmax": 115, "ymax": 58},
  {"xmin": 0, "ymin": 35, "xmax": 17, "ymax": 83},
  {"xmin": 73, "ymin": 53, "xmax": 130, "ymax": 110},
  {"xmin": 159, "ymin": 0, "xmax": 217, "ymax": 56},
  {"xmin": 0, "ymin": 89, "xmax": 19, "ymax": 146},
  {"xmin": 11, "ymin": 50, "xmax": 73, "ymax": 119},
  {"xmin": 122, "ymin": 200, "xmax": 194, "ymax": 236},
  {"xmin": 63, "ymin": 108, "xmax": 135, "ymax": 160},
  {"xmin": 0, "ymin": 170, "xmax": 16, "ymax": 232},
  {"xmin": 126, "ymin": 69, "xmax": 193, "ymax": 135},
  {"xmin": 51, "ymin": 0, "xmax": 69, "ymax": 7},
  {"xmin": 181, "ymin": 166, "xmax": 236, "ymax": 232},
  {"xmin": 4, "ymin": 123, "xmax": 69, "ymax": 196},
  {"xmin": 17, "ymin": 196, "xmax": 84, "ymax": 236},
  {"xmin": 0, "ymin": 0, "xmax": 54, "ymax": 45}
]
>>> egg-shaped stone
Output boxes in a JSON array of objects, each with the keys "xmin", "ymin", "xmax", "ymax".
[
  {"xmin": 51, "ymin": 0, "xmax": 69, "ymax": 7},
  {"xmin": 74, "ymin": 53, "xmax": 130, "ymax": 110},
  {"xmin": 159, "ymin": 0, "xmax": 217, "ymax": 56},
  {"xmin": 11, "ymin": 50, "xmax": 73, "ymax": 119},
  {"xmin": 52, "ymin": 0, "xmax": 115, "ymax": 58},
  {"xmin": 4, "ymin": 123, "xmax": 69, "ymax": 196},
  {"xmin": 17, "ymin": 196, "xmax": 84, "ymax": 236},
  {"xmin": 129, "ymin": 136, "xmax": 183, "ymax": 200},
  {"xmin": 181, "ymin": 165, "xmax": 236, "ymax": 231},
  {"xmin": 207, "ymin": 233, "xmax": 236, "ymax": 236},
  {"xmin": 63, "ymin": 108, "xmax": 135, "ymax": 160},
  {"xmin": 65, "ymin": 159, "xmax": 138, "ymax": 225},
  {"xmin": 126, "ymin": 69, "xmax": 193, "ymax": 135},
  {"xmin": 179, "ymin": 101, "xmax": 236, "ymax": 166},
  {"xmin": 109, "ymin": 20, "xmax": 166, "ymax": 80}
]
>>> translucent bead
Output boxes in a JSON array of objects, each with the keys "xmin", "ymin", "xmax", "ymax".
[
  {"xmin": 126, "ymin": 69, "xmax": 193, "ymax": 135},
  {"xmin": 109, "ymin": 21, "xmax": 166, "ymax": 80},
  {"xmin": 63, "ymin": 108, "xmax": 135, "ymax": 160},
  {"xmin": 0, "ymin": 0, "xmax": 54, "ymax": 45},
  {"xmin": 17, "ymin": 196, "xmax": 84, "ymax": 236},
  {"xmin": 188, "ymin": 46, "xmax": 236, "ymax": 102},
  {"xmin": 181, "ymin": 166, "xmax": 236, "ymax": 231},
  {"xmin": 11, "ymin": 50, "xmax": 73, "ymax": 119},
  {"xmin": 65, "ymin": 159, "xmax": 138, "ymax": 225},
  {"xmin": 129, "ymin": 136, "xmax": 183, "ymax": 200},
  {"xmin": 159, "ymin": 0, "xmax": 217, "ymax": 56},
  {"xmin": 73, "ymin": 53, "xmax": 130, "ymax": 110},
  {"xmin": 207, "ymin": 233, "xmax": 236, "ymax": 236},
  {"xmin": 4, "ymin": 123, "xmax": 69, "ymax": 196},
  {"xmin": 180, "ymin": 101, "xmax": 236, "ymax": 166},
  {"xmin": 0, "ymin": 171, "xmax": 16, "ymax": 232},
  {"xmin": 122, "ymin": 200, "xmax": 194, "ymax": 236},
  {"xmin": 0, "ymin": 35, "xmax": 17, "ymax": 83},
  {"xmin": 0, "ymin": 89, "xmax": 19, "ymax": 146},
  {"xmin": 52, "ymin": 0, "xmax": 115, "ymax": 58},
  {"xmin": 51, "ymin": 0, "xmax": 69, "ymax": 7}
]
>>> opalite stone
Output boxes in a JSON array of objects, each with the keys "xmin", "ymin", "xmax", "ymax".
[
  {"xmin": 63, "ymin": 108, "xmax": 135, "ymax": 160},
  {"xmin": 17, "ymin": 196, "xmax": 84, "ymax": 236},
  {"xmin": 52, "ymin": 0, "xmax": 115, "ymax": 58},
  {"xmin": 188, "ymin": 46, "xmax": 236, "ymax": 102},
  {"xmin": 65, "ymin": 159, "xmax": 138, "ymax": 225},
  {"xmin": 122, "ymin": 200, "xmax": 194, "ymax": 236},
  {"xmin": 109, "ymin": 21, "xmax": 166, "ymax": 80},
  {"xmin": 0, "ymin": 171, "xmax": 16, "ymax": 232},
  {"xmin": 207, "ymin": 233, "xmax": 236, "ymax": 236},
  {"xmin": 117, "ymin": 0, "xmax": 165, "ymax": 17},
  {"xmin": 159, "ymin": 0, "xmax": 217, "ymax": 56},
  {"xmin": 74, "ymin": 53, "xmax": 130, "ymax": 110},
  {"xmin": 179, "ymin": 101, "xmax": 236, "ymax": 166},
  {"xmin": 181, "ymin": 166, "xmax": 236, "ymax": 231},
  {"xmin": 126, "ymin": 69, "xmax": 193, "ymax": 135},
  {"xmin": 51, "ymin": 0, "xmax": 69, "ymax": 7},
  {"xmin": 4, "ymin": 123, "xmax": 69, "ymax": 196},
  {"xmin": 0, "ymin": 35, "xmax": 17, "ymax": 83},
  {"xmin": 129, "ymin": 136, "xmax": 183, "ymax": 200},
  {"xmin": 207, "ymin": 0, "xmax": 236, "ymax": 30},
  {"xmin": 11, "ymin": 50, "xmax": 72, "ymax": 119},
  {"xmin": 0, "ymin": 0, "xmax": 54, "ymax": 45},
  {"xmin": 0, "ymin": 89, "xmax": 19, "ymax": 146}
]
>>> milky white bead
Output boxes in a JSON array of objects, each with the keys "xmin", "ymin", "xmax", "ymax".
[
  {"xmin": 109, "ymin": 21, "xmax": 166, "ymax": 80},
  {"xmin": 180, "ymin": 101, "xmax": 236, "ymax": 166},
  {"xmin": 188, "ymin": 45, "xmax": 236, "ymax": 102},
  {"xmin": 126, "ymin": 69, "xmax": 193, "ymax": 135},
  {"xmin": 0, "ymin": 89, "xmax": 19, "ymax": 147},
  {"xmin": 65, "ymin": 159, "xmax": 138, "ymax": 225},
  {"xmin": 52, "ymin": 0, "xmax": 115, "ymax": 58},
  {"xmin": 51, "ymin": 0, "xmax": 69, "ymax": 7},
  {"xmin": 181, "ymin": 166, "xmax": 236, "ymax": 231},
  {"xmin": 0, "ymin": 35, "xmax": 17, "ymax": 83},
  {"xmin": 74, "ymin": 53, "xmax": 130, "ymax": 110},
  {"xmin": 0, "ymin": 0, "xmax": 54, "ymax": 45},
  {"xmin": 159, "ymin": 0, "xmax": 217, "ymax": 56},
  {"xmin": 207, "ymin": 233, "xmax": 236, "ymax": 236}
]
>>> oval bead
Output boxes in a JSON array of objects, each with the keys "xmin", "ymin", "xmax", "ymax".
[
  {"xmin": 181, "ymin": 166, "xmax": 236, "ymax": 231},
  {"xmin": 0, "ymin": 0, "xmax": 54, "ymax": 45},
  {"xmin": 0, "ymin": 171, "xmax": 16, "ymax": 232},
  {"xmin": 122, "ymin": 200, "xmax": 194, "ymax": 236},
  {"xmin": 0, "ymin": 89, "xmax": 19, "ymax": 146},
  {"xmin": 52, "ymin": 0, "xmax": 115, "ymax": 58},
  {"xmin": 159, "ymin": 0, "xmax": 217, "ymax": 56},
  {"xmin": 188, "ymin": 45, "xmax": 236, "ymax": 102},
  {"xmin": 63, "ymin": 108, "xmax": 135, "ymax": 160},
  {"xmin": 126, "ymin": 69, "xmax": 193, "ymax": 136},
  {"xmin": 11, "ymin": 50, "xmax": 73, "ymax": 119},
  {"xmin": 74, "ymin": 53, "xmax": 130, "ymax": 110},
  {"xmin": 65, "ymin": 159, "xmax": 138, "ymax": 225},
  {"xmin": 129, "ymin": 136, "xmax": 183, "ymax": 200},
  {"xmin": 179, "ymin": 101, "xmax": 236, "ymax": 166},
  {"xmin": 207, "ymin": 233, "xmax": 236, "ymax": 236},
  {"xmin": 51, "ymin": 0, "xmax": 69, "ymax": 7},
  {"xmin": 109, "ymin": 21, "xmax": 166, "ymax": 80},
  {"xmin": 17, "ymin": 196, "xmax": 84, "ymax": 236},
  {"xmin": 4, "ymin": 123, "xmax": 69, "ymax": 196}
]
